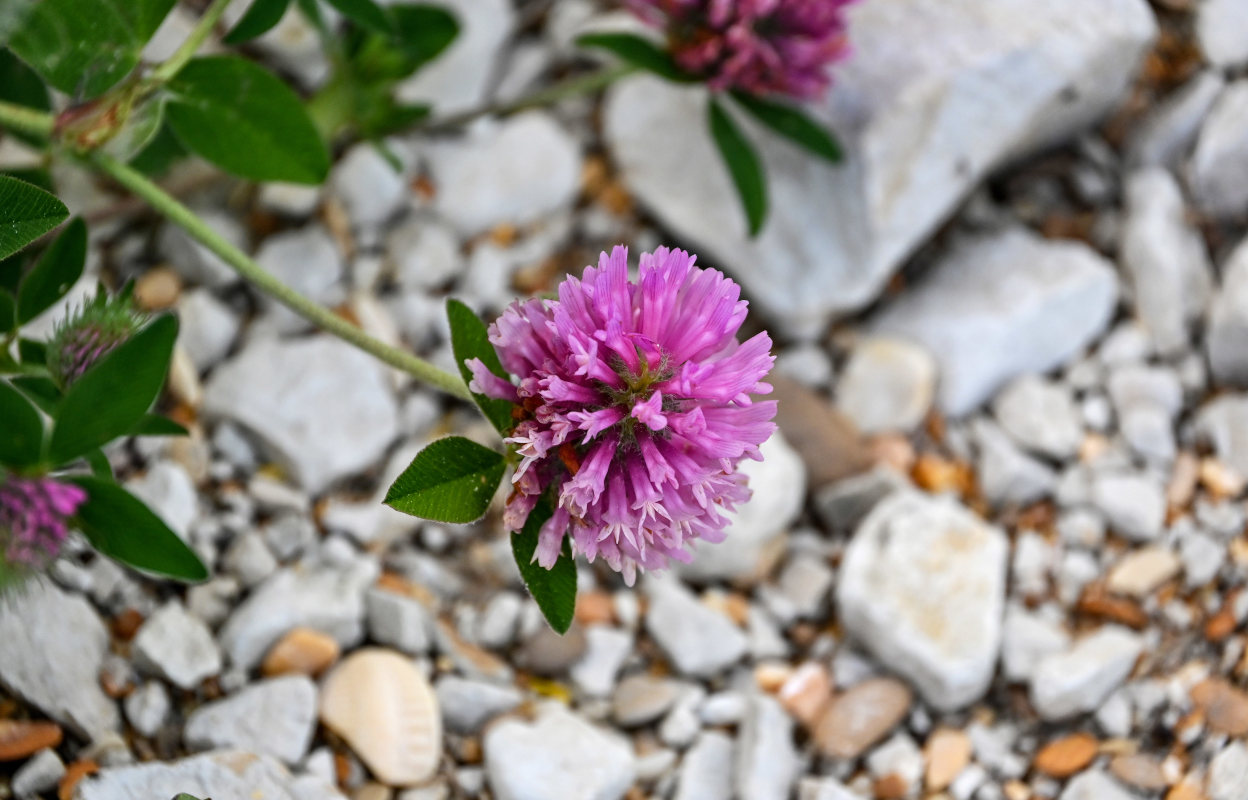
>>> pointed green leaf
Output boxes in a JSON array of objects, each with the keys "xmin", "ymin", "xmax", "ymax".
[
  {"xmin": 510, "ymin": 498, "xmax": 577, "ymax": 635},
  {"xmin": 0, "ymin": 288, "xmax": 13, "ymax": 333},
  {"xmin": 575, "ymin": 32, "xmax": 692, "ymax": 83},
  {"xmin": 49, "ymin": 314, "xmax": 177, "ymax": 465},
  {"xmin": 10, "ymin": 374, "xmax": 59, "ymax": 415},
  {"xmin": 384, "ymin": 436, "xmax": 506, "ymax": 523},
  {"xmin": 0, "ymin": 48, "xmax": 50, "ymax": 147},
  {"xmin": 446, "ymin": 298, "xmax": 516, "ymax": 435},
  {"xmin": 67, "ymin": 476, "xmax": 208, "ymax": 581},
  {"xmin": 85, "ymin": 448, "xmax": 114, "ymax": 481},
  {"xmin": 389, "ymin": 4, "xmax": 458, "ymax": 73},
  {"xmin": 16, "ymin": 217, "xmax": 85, "ymax": 324},
  {"xmin": 18, "ymin": 337, "xmax": 45, "ymax": 365},
  {"xmin": 8, "ymin": 0, "xmax": 177, "ymax": 98},
  {"xmin": 730, "ymin": 91, "xmax": 842, "ymax": 163},
  {"xmin": 224, "ymin": 0, "xmax": 292, "ymax": 44},
  {"xmin": 0, "ymin": 378, "xmax": 43, "ymax": 466},
  {"xmin": 166, "ymin": 55, "xmax": 330, "ymax": 184},
  {"xmin": 130, "ymin": 413, "xmax": 188, "ymax": 437},
  {"xmin": 707, "ymin": 97, "xmax": 767, "ymax": 236},
  {"xmin": 0, "ymin": 176, "xmax": 69, "ymax": 261},
  {"xmin": 326, "ymin": 0, "xmax": 393, "ymax": 33}
]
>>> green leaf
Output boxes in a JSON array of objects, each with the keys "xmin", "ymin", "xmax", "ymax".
[
  {"xmin": 16, "ymin": 217, "xmax": 85, "ymax": 325},
  {"xmin": 389, "ymin": 4, "xmax": 458, "ymax": 74},
  {"xmin": 707, "ymin": 97, "xmax": 767, "ymax": 237},
  {"xmin": 0, "ymin": 378, "xmax": 43, "ymax": 466},
  {"xmin": 326, "ymin": 0, "xmax": 393, "ymax": 33},
  {"xmin": 8, "ymin": 0, "xmax": 177, "ymax": 98},
  {"xmin": 0, "ymin": 2, "xmax": 38, "ymax": 48},
  {"xmin": 130, "ymin": 413, "xmax": 188, "ymax": 437},
  {"xmin": 85, "ymin": 448, "xmax": 114, "ymax": 481},
  {"xmin": 166, "ymin": 55, "xmax": 330, "ymax": 184},
  {"xmin": 17, "ymin": 338, "xmax": 45, "ymax": 366},
  {"xmin": 510, "ymin": 498, "xmax": 577, "ymax": 635},
  {"xmin": 67, "ymin": 476, "xmax": 208, "ymax": 581},
  {"xmin": 0, "ymin": 48, "xmax": 50, "ymax": 147},
  {"xmin": 575, "ymin": 32, "xmax": 692, "ymax": 83},
  {"xmin": 10, "ymin": 374, "xmax": 60, "ymax": 415},
  {"xmin": 446, "ymin": 299, "xmax": 515, "ymax": 435},
  {"xmin": 384, "ymin": 436, "xmax": 506, "ymax": 523},
  {"xmin": 0, "ymin": 176, "xmax": 69, "ymax": 261},
  {"xmin": 0, "ymin": 288, "xmax": 13, "ymax": 333},
  {"xmin": 49, "ymin": 314, "xmax": 177, "ymax": 465},
  {"xmin": 730, "ymin": 91, "xmax": 842, "ymax": 163},
  {"xmin": 224, "ymin": 0, "xmax": 292, "ymax": 44}
]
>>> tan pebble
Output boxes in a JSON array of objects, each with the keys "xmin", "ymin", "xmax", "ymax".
[
  {"xmin": 1109, "ymin": 753, "xmax": 1168, "ymax": 791},
  {"xmin": 135, "ymin": 267, "xmax": 182, "ymax": 309},
  {"xmin": 869, "ymin": 434, "xmax": 916, "ymax": 475},
  {"xmin": 1003, "ymin": 780, "xmax": 1030, "ymax": 800},
  {"xmin": 1033, "ymin": 732, "xmax": 1099, "ymax": 778},
  {"xmin": 353, "ymin": 782, "xmax": 393, "ymax": 800},
  {"xmin": 814, "ymin": 678, "xmax": 912, "ymax": 760},
  {"xmin": 873, "ymin": 773, "xmax": 907, "ymax": 800},
  {"xmin": 320, "ymin": 648, "xmax": 442, "ymax": 786},
  {"xmin": 1165, "ymin": 776, "xmax": 1205, "ymax": 800},
  {"xmin": 1167, "ymin": 452, "xmax": 1200, "ymax": 508},
  {"xmin": 1230, "ymin": 538, "xmax": 1248, "ymax": 568},
  {"xmin": 778, "ymin": 662, "xmax": 832, "ymax": 728},
  {"xmin": 924, "ymin": 728, "xmax": 972, "ymax": 792},
  {"xmin": 167, "ymin": 345, "xmax": 203, "ymax": 408},
  {"xmin": 1199, "ymin": 457, "xmax": 1245, "ymax": 500},
  {"xmin": 0, "ymin": 719, "xmax": 63, "ymax": 761},
  {"xmin": 574, "ymin": 591, "xmax": 615, "ymax": 626},
  {"xmin": 1190, "ymin": 677, "xmax": 1248, "ymax": 736},
  {"xmin": 1080, "ymin": 434, "xmax": 1111, "ymax": 463},
  {"xmin": 262, "ymin": 627, "xmax": 341, "ymax": 677},
  {"xmin": 1107, "ymin": 547, "xmax": 1182, "ymax": 598},
  {"xmin": 753, "ymin": 662, "xmax": 793, "ymax": 693},
  {"xmin": 58, "ymin": 759, "xmax": 99, "ymax": 800},
  {"xmin": 911, "ymin": 454, "xmax": 970, "ymax": 495}
]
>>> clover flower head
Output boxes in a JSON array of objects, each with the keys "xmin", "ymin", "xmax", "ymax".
[
  {"xmin": 468, "ymin": 245, "xmax": 777, "ymax": 585},
  {"xmin": 47, "ymin": 290, "xmax": 144, "ymax": 388},
  {"xmin": 628, "ymin": 0, "xmax": 856, "ymax": 99},
  {"xmin": 0, "ymin": 475, "xmax": 87, "ymax": 572}
]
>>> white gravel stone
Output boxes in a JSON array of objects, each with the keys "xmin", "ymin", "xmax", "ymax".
[
  {"xmin": 1179, "ymin": 528, "xmax": 1225, "ymax": 588},
  {"xmin": 178, "ymin": 288, "xmax": 239, "ymax": 371},
  {"xmin": 258, "ymin": 182, "xmax": 321, "ymax": 217},
  {"xmin": 1059, "ymin": 770, "xmax": 1143, "ymax": 800},
  {"xmin": 387, "ymin": 218, "xmax": 463, "ymax": 292},
  {"xmin": 220, "ymin": 559, "xmax": 378, "ymax": 670},
  {"xmin": 204, "ymin": 336, "xmax": 400, "ymax": 493},
  {"xmin": 837, "ymin": 491, "xmax": 1008, "ymax": 710},
  {"xmin": 252, "ymin": 227, "xmax": 345, "ymax": 332},
  {"xmin": 484, "ymin": 704, "xmax": 636, "ymax": 800},
  {"xmin": 1090, "ymin": 471, "xmax": 1167, "ymax": 541},
  {"xmin": 1190, "ymin": 80, "xmax": 1248, "ymax": 218},
  {"xmin": 1209, "ymin": 741, "xmax": 1248, "ymax": 800},
  {"xmin": 645, "ymin": 578, "xmax": 747, "ymax": 678},
  {"xmin": 835, "ymin": 337, "xmax": 936, "ymax": 434},
  {"xmin": 1127, "ymin": 70, "xmax": 1225, "ymax": 168},
  {"xmin": 1120, "ymin": 168, "xmax": 1214, "ymax": 355},
  {"xmin": 1207, "ymin": 237, "xmax": 1248, "ymax": 387},
  {"xmin": 677, "ymin": 433, "xmax": 805, "ymax": 583},
  {"xmin": 222, "ymin": 531, "xmax": 278, "ymax": 588},
  {"xmin": 872, "ymin": 227, "xmax": 1118, "ymax": 415},
  {"xmin": 1002, "ymin": 604, "xmax": 1071, "ymax": 683},
  {"xmin": 73, "ymin": 750, "xmax": 344, "ymax": 800},
  {"xmin": 435, "ymin": 676, "xmax": 524, "ymax": 735},
  {"xmin": 13, "ymin": 748, "xmax": 66, "ymax": 797},
  {"xmin": 125, "ymin": 460, "xmax": 198, "ymax": 538},
  {"xmin": 604, "ymin": 0, "xmax": 1154, "ymax": 337},
  {"xmin": 972, "ymin": 418, "xmax": 1057, "ymax": 508},
  {"xmin": 1197, "ymin": 0, "xmax": 1248, "ymax": 68},
  {"xmin": 158, "ymin": 210, "xmax": 246, "ymax": 287},
  {"xmin": 394, "ymin": 0, "xmax": 514, "ymax": 115},
  {"xmin": 865, "ymin": 734, "xmax": 924, "ymax": 793},
  {"xmin": 736, "ymin": 694, "xmax": 799, "ymax": 800},
  {"xmin": 992, "ymin": 375, "xmax": 1082, "ymax": 459},
  {"xmin": 571, "ymin": 626, "xmax": 634, "ymax": 698},
  {"xmin": 184, "ymin": 676, "xmax": 318, "ymax": 765},
  {"xmin": 132, "ymin": 600, "xmax": 222, "ymax": 690},
  {"xmin": 797, "ymin": 778, "xmax": 863, "ymax": 800},
  {"xmin": 1196, "ymin": 394, "xmax": 1248, "ymax": 477},
  {"xmin": 0, "ymin": 581, "xmax": 119, "ymax": 738},
  {"xmin": 331, "ymin": 143, "xmax": 409, "ymax": 231},
  {"xmin": 675, "ymin": 731, "xmax": 735, "ymax": 800},
  {"xmin": 124, "ymin": 681, "xmax": 171, "ymax": 739},
  {"xmin": 1030, "ymin": 626, "xmax": 1143, "ymax": 720},
  {"xmin": 366, "ymin": 587, "xmax": 434, "ymax": 656},
  {"xmin": 427, "ymin": 113, "xmax": 580, "ymax": 236}
]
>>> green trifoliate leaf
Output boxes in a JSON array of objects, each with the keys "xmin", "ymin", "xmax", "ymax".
[
  {"xmin": 510, "ymin": 498, "xmax": 577, "ymax": 635},
  {"xmin": 384, "ymin": 436, "xmax": 506, "ymax": 523},
  {"xmin": 707, "ymin": 96, "xmax": 768, "ymax": 236},
  {"xmin": 0, "ymin": 176, "xmax": 69, "ymax": 261}
]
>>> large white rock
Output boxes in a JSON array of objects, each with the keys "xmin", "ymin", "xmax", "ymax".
[
  {"xmin": 203, "ymin": 336, "xmax": 400, "ymax": 494},
  {"xmin": 677, "ymin": 433, "xmax": 805, "ymax": 584},
  {"xmin": 645, "ymin": 577, "xmax": 748, "ymax": 678},
  {"xmin": 132, "ymin": 600, "xmax": 222, "ymax": 690},
  {"xmin": 1208, "ymin": 237, "xmax": 1248, "ymax": 387},
  {"xmin": 394, "ymin": 0, "xmax": 514, "ymax": 115},
  {"xmin": 73, "ymin": 750, "xmax": 345, "ymax": 800},
  {"xmin": 0, "ymin": 581, "xmax": 119, "ymax": 739},
  {"xmin": 184, "ymin": 676, "xmax": 319, "ymax": 765},
  {"xmin": 1190, "ymin": 80, "xmax": 1248, "ymax": 219},
  {"xmin": 872, "ymin": 227, "xmax": 1118, "ymax": 415},
  {"xmin": 603, "ymin": 0, "xmax": 1155, "ymax": 337},
  {"xmin": 837, "ymin": 491, "xmax": 1008, "ymax": 710},
  {"xmin": 1197, "ymin": 0, "xmax": 1248, "ymax": 69},
  {"xmin": 1029, "ymin": 625, "xmax": 1143, "ymax": 720},
  {"xmin": 426, "ymin": 112, "xmax": 581, "ymax": 236},
  {"xmin": 1119, "ymin": 168, "xmax": 1213, "ymax": 356},
  {"xmin": 484, "ymin": 704, "xmax": 636, "ymax": 800}
]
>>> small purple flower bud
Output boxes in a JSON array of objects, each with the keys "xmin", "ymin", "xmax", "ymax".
[
  {"xmin": 0, "ymin": 475, "xmax": 87, "ymax": 573},
  {"xmin": 627, "ymin": 0, "xmax": 857, "ymax": 100},
  {"xmin": 469, "ymin": 246, "xmax": 777, "ymax": 585},
  {"xmin": 47, "ymin": 291, "xmax": 144, "ymax": 388}
]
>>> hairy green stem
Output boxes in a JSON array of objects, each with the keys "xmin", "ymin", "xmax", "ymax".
[
  {"xmin": 88, "ymin": 151, "xmax": 472, "ymax": 400},
  {"xmin": 0, "ymin": 99, "xmax": 54, "ymax": 139},
  {"xmin": 422, "ymin": 63, "xmax": 637, "ymax": 131},
  {"xmin": 149, "ymin": 0, "xmax": 235, "ymax": 83}
]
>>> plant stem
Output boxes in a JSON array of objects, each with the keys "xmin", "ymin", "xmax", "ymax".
[
  {"xmin": 88, "ymin": 151, "xmax": 472, "ymax": 401},
  {"xmin": 421, "ymin": 63, "xmax": 637, "ymax": 131},
  {"xmin": 149, "ymin": 0, "xmax": 235, "ymax": 83},
  {"xmin": 0, "ymin": 100, "xmax": 54, "ymax": 139}
]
